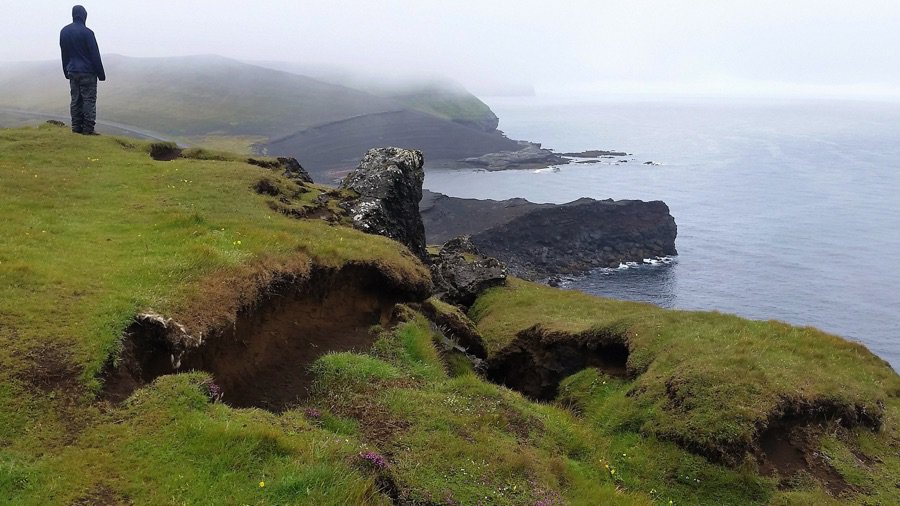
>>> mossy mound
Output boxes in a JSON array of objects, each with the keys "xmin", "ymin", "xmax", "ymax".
[{"xmin": 470, "ymin": 278, "xmax": 900, "ymax": 500}]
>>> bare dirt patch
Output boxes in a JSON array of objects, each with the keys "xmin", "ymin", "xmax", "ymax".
[
  {"xmin": 753, "ymin": 400, "xmax": 882, "ymax": 497},
  {"xmin": 148, "ymin": 142, "xmax": 182, "ymax": 161},
  {"xmin": 13, "ymin": 341, "xmax": 82, "ymax": 395},
  {"xmin": 101, "ymin": 265, "xmax": 419, "ymax": 411},
  {"xmin": 70, "ymin": 484, "xmax": 133, "ymax": 506},
  {"xmin": 485, "ymin": 325, "xmax": 630, "ymax": 401},
  {"xmin": 756, "ymin": 421, "xmax": 855, "ymax": 496}
]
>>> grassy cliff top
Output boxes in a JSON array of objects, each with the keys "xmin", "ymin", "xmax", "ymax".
[
  {"xmin": 469, "ymin": 279, "xmax": 900, "ymax": 500},
  {"xmin": 0, "ymin": 124, "xmax": 428, "ymax": 380},
  {"xmin": 1, "ymin": 125, "xmax": 897, "ymax": 504}
]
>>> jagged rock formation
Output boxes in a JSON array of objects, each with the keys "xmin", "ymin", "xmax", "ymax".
[
  {"xmin": 340, "ymin": 148, "xmax": 428, "ymax": 260},
  {"xmin": 429, "ymin": 236, "xmax": 507, "ymax": 308},
  {"xmin": 421, "ymin": 191, "xmax": 677, "ymax": 279}
]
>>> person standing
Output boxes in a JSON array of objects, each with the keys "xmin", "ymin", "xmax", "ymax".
[{"xmin": 60, "ymin": 5, "xmax": 106, "ymax": 135}]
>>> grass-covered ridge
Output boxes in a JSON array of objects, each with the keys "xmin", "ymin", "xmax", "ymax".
[
  {"xmin": 0, "ymin": 124, "xmax": 427, "ymax": 375},
  {"xmin": 470, "ymin": 278, "xmax": 900, "ymax": 501}
]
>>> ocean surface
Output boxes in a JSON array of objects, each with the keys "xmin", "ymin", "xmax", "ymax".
[{"xmin": 424, "ymin": 96, "xmax": 900, "ymax": 371}]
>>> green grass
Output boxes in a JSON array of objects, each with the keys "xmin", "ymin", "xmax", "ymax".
[
  {"xmin": 0, "ymin": 124, "xmax": 426, "ymax": 374},
  {"xmin": 0, "ymin": 56, "xmax": 501, "ymax": 140},
  {"xmin": 302, "ymin": 312, "xmax": 787, "ymax": 505},
  {"xmin": 392, "ymin": 85, "xmax": 497, "ymax": 127},
  {"xmin": 1, "ymin": 125, "xmax": 897, "ymax": 504},
  {"xmin": 0, "ymin": 125, "xmax": 428, "ymax": 504},
  {"xmin": 469, "ymin": 278, "xmax": 900, "ymax": 502}
]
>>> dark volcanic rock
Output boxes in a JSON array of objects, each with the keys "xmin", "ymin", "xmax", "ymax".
[
  {"xmin": 420, "ymin": 190, "xmax": 551, "ymax": 244},
  {"xmin": 430, "ymin": 236, "xmax": 507, "ymax": 307},
  {"xmin": 473, "ymin": 199, "xmax": 677, "ymax": 278},
  {"xmin": 275, "ymin": 157, "xmax": 314, "ymax": 183},
  {"xmin": 264, "ymin": 110, "xmax": 522, "ymax": 181},
  {"xmin": 561, "ymin": 150, "xmax": 628, "ymax": 158},
  {"xmin": 421, "ymin": 191, "xmax": 677, "ymax": 279},
  {"xmin": 340, "ymin": 147, "xmax": 427, "ymax": 260},
  {"xmin": 459, "ymin": 142, "xmax": 567, "ymax": 171}
]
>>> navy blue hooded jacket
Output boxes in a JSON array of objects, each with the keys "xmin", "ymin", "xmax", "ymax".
[{"xmin": 60, "ymin": 5, "xmax": 106, "ymax": 81}]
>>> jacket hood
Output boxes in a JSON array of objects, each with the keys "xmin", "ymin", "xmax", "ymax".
[{"xmin": 72, "ymin": 5, "xmax": 87, "ymax": 23}]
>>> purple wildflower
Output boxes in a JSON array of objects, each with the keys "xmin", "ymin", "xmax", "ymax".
[
  {"xmin": 201, "ymin": 380, "xmax": 223, "ymax": 402},
  {"xmin": 304, "ymin": 407, "xmax": 322, "ymax": 419},
  {"xmin": 359, "ymin": 451, "xmax": 389, "ymax": 470},
  {"xmin": 534, "ymin": 490, "xmax": 564, "ymax": 506}
]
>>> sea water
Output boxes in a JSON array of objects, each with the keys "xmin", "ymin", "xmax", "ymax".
[{"xmin": 424, "ymin": 96, "xmax": 900, "ymax": 370}]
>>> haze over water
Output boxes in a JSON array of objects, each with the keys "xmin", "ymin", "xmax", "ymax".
[{"xmin": 425, "ymin": 97, "xmax": 900, "ymax": 371}]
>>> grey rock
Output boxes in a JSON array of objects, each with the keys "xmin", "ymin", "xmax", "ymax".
[
  {"xmin": 340, "ymin": 147, "xmax": 427, "ymax": 260},
  {"xmin": 460, "ymin": 143, "xmax": 567, "ymax": 171},
  {"xmin": 430, "ymin": 236, "xmax": 507, "ymax": 307}
]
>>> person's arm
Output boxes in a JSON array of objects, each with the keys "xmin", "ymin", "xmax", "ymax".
[
  {"xmin": 60, "ymin": 31, "xmax": 70, "ymax": 79},
  {"xmin": 88, "ymin": 32, "xmax": 105, "ymax": 81}
]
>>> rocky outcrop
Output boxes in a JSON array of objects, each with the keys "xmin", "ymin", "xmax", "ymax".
[
  {"xmin": 561, "ymin": 150, "xmax": 628, "ymax": 158},
  {"xmin": 340, "ymin": 148, "xmax": 428, "ymax": 260},
  {"xmin": 421, "ymin": 191, "xmax": 677, "ymax": 280},
  {"xmin": 474, "ymin": 199, "xmax": 677, "ymax": 278},
  {"xmin": 429, "ymin": 236, "xmax": 507, "ymax": 307},
  {"xmin": 459, "ymin": 142, "xmax": 567, "ymax": 171},
  {"xmin": 420, "ymin": 190, "xmax": 551, "ymax": 244}
]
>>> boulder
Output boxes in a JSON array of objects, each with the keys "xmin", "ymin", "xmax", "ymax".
[
  {"xmin": 340, "ymin": 148, "xmax": 427, "ymax": 260},
  {"xmin": 430, "ymin": 236, "xmax": 507, "ymax": 307}
]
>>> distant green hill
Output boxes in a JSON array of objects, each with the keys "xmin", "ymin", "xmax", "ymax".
[
  {"xmin": 0, "ymin": 55, "xmax": 519, "ymax": 178},
  {"xmin": 253, "ymin": 61, "xmax": 501, "ymax": 131}
]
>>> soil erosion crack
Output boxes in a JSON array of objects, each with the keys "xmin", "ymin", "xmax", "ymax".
[
  {"xmin": 101, "ymin": 265, "xmax": 416, "ymax": 411},
  {"xmin": 486, "ymin": 326, "xmax": 630, "ymax": 401}
]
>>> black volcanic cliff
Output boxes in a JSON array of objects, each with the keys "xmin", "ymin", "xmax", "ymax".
[{"xmin": 420, "ymin": 191, "xmax": 677, "ymax": 279}]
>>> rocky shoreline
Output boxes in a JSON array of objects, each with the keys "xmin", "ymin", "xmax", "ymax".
[
  {"xmin": 432, "ymin": 142, "xmax": 660, "ymax": 171},
  {"xmin": 420, "ymin": 190, "xmax": 677, "ymax": 280}
]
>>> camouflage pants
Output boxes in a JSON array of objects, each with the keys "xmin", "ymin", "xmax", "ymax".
[{"xmin": 69, "ymin": 72, "xmax": 97, "ymax": 133}]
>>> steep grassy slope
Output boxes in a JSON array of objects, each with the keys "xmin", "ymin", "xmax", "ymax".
[
  {"xmin": 0, "ymin": 56, "xmax": 400, "ymax": 137},
  {"xmin": 252, "ymin": 62, "xmax": 501, "ymax": 131}
]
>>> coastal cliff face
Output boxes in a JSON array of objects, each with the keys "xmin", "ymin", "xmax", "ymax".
[
  {"xmin": 2, "ymin": 127, "xmax": 898, "ymax": 505},
  {"xmin": 421, "ymin": 191, "xmax": 677, "ymax": 279}
]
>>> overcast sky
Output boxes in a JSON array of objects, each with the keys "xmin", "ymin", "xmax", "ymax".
[{"xmin": 3, "ymin": 0, "xmax": 900, "ymax": 97}]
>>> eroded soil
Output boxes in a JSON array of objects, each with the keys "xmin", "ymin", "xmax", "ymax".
[
  {"xmin": 101, "ymin": 265, "xmax": 410, "ymax": 411},
  {"xmin": 486, "ymin": 326, "xmax": 630, "ymax": 401}
]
